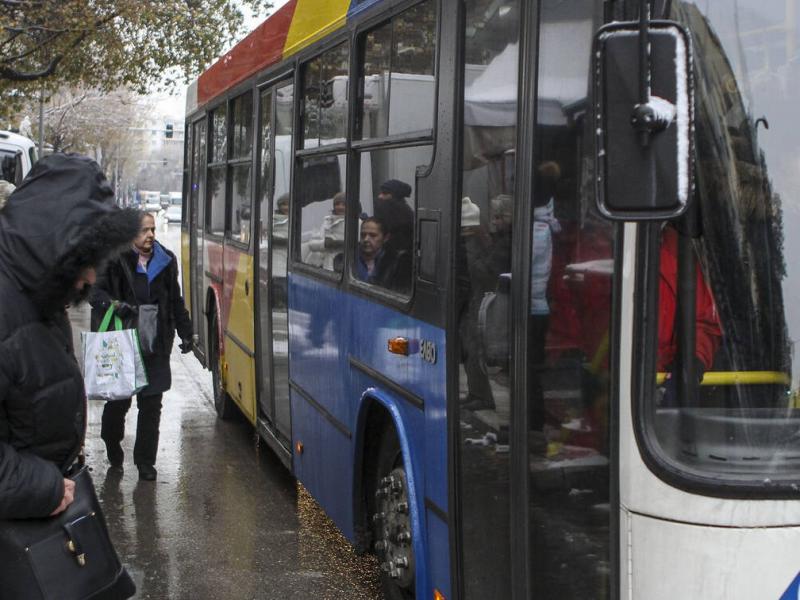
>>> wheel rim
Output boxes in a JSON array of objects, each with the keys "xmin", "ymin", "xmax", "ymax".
[{"xmin": 373, "ymin": 466, "xmax": 415, "ymax": 592}]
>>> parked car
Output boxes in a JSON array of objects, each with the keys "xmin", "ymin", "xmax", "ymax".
[{"xmin": 165, "ymin": 204, "xmax": 182, "ymax": 223}]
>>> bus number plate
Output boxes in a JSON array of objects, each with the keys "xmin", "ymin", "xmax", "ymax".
[{"xmin": 420, "ymin": 339, "xmax": 437, "ymax": 365}]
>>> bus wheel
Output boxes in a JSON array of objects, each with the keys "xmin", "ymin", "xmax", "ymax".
[
  {"xmin": 372, "ymin": 428, "xmax": 415, "ymax": 599},
  {"xmin": 209, "ymin": 311, "xmax": 234, "ymax": 420}
]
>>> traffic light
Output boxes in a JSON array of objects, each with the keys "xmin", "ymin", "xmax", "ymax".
[{"xmin": 165, "ymin": 123, "xmax": 173, "ymax": 139}]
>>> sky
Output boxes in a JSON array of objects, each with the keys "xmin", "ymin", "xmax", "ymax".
[{"xmin": 154, "ymin": 0, "xmax": 292, "ymax": 118}]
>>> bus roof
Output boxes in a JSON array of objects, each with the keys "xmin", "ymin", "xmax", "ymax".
[{"xmin": 190, "ymin": 0, "xmax": 387, "ymax": 114}]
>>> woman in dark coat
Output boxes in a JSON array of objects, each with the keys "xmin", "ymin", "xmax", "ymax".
[
  {"xmin": 0, "ymin": 154, "xmax": 139, "ymax": 592},
  {"xmin": 90, "ymin": 211, "xmax": 193, "ymax": 481}
]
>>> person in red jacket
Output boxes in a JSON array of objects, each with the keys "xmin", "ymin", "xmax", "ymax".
[{"xmin": 657, "ymin": 225, "xmax": 722, "ymax": 391}]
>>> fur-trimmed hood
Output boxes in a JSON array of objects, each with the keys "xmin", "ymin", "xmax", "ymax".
[{"xmin": 0, "ymin": 153, "xmax": 140, "ymax": 313}]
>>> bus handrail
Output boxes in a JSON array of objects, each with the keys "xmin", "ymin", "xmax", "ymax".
[{"xmin": 656, "ymin": 371, "xmax": 791, "ymax": 386}]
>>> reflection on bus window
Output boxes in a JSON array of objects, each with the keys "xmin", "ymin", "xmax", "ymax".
[
  {"xmin": 360, "ymin": 0, "xmax": 436, "ymax": 139},
  {"xmin": 303, "ymin": 43, "xmax": 349, "ymax": 149},
  {"xmin": 649, "ymin": 1, "xmax": 800, "ymax": 489},
  {"xmin": 456, "ymin": 0, "xmax": 520, "ymax": 596},
  {"xmin": 207, "ymin": 166, "xmax": 225, "ymax": 236},
  {"xmin": 296, "ymin": 154, "xmax": 345, "ymax": 272},
  {"xmin": 230, "ymin": 164, "xmax": 251, "ymax": 244}
]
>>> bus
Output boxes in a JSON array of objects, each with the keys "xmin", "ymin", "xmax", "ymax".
[{"xmin": 181, "ymin": 1, "xmax": 800, "ymax": 598}]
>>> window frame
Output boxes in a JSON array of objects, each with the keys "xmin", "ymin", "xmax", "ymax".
[
  {"xmin": 291, "ymin": 35, "xmax": 352, "ymax": 283},
  {"xmin": 345, "ymin": 0, "xmax": 438, "ymax": 304}
]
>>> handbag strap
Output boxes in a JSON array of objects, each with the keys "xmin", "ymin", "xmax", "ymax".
[
  {"xmin": 118, "ymin": 255, "xmax": 141, "ymax": 306},
  {"xmin": 98, "ymin": 305, "xmax": 123, "ymax": 332}
]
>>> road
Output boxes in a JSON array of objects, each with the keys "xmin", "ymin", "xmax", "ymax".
[{"xmin": 70, "ymin": 223, "xmax": 381, "ymax": 599}]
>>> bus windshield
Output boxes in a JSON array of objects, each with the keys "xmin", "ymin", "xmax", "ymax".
[{"xmin": 650, "ymin": 0, "xmax": 800, "ymax": 490}]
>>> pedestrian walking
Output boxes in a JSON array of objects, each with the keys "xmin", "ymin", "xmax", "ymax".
[
  {"xmin": 0, "ymin": 153, "xmax": 139, "ymax": 595},
  {"xmin": 90, "ymin": 211, "xmax": 194, "ymax": 481}
]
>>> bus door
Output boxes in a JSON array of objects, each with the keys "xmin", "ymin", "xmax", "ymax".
[
  {"xmin": 189, "ymin": 117, "xmax": 207, "ymax": 362},
  {"xmin": 255, "ymin": 79, "xmax": 294, "ymax": 453},
  {"xmin": 456, "ymin": 1, "xmax": 613, "ymax": 598}
]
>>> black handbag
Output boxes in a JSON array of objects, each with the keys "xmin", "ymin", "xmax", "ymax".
[
  {"xmin": 0, "ymin": 465, "xmax": 136, "ymax": 600},
  {"xmin": 119, "ymin": 258, "xmax": 159, "ymax": 357}
]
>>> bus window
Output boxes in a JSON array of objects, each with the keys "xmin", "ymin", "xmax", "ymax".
[
  {"xmin": 354, "ymin": 146, "xmax": 432, "ymax": 295},
  {"xmin": 302, "ymin": 42, "xmax": 349, "ymax": 149},
  {"xmin": 207, "ymin": 105, "xmax": 227, "ymax": 236},
  {"xmin": 296, "ymin": 154, "xmax": 345, "ymax": 272},
  {"xmin": 359, "ymin": 0, "xmax": 436, "ymax": 140},
  {"xmin": 648, "ymin": 1, "xmax": 800, "ymax": 493},
  {"xmin": 229, "ymin": 91, "xmax": 253, "ymax": 245}
]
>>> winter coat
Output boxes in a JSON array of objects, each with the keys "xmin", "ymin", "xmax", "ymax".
[
  {"xmin": 0, "ymin": 154, "xmax": 139, "ymax": 519},
  {"xmin": 375, "ymin": 197, "xmax": 414, "ymax": 255},
  {"xmin": 90, "ymin": 241, "xmax": 192, "ymax": 395}
]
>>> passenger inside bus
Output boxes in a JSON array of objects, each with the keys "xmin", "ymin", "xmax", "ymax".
[
  {"xmin": 374, "ymin": 179, "xmax": 413, "ymax": 256},
  {"xmin": 355, "ymin": 217, "xmax": 410, "ymax": 292},
  {"xmin": 301, "ymin": 192, "xmax": 346, "ymax": 272}
]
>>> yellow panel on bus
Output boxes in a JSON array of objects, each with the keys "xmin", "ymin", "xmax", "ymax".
[
  {"xmin": 223, "ymin": 336, "xmax": 256, "ymax": 424},
  {"xmin": 283, "ymin": 0, "xmax": 350, "ymax": 58}
]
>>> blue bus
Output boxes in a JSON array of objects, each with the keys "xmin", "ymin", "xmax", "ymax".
[{"xmin": 183, "ymin": 0, "xmax": 800, "ymax": 598}]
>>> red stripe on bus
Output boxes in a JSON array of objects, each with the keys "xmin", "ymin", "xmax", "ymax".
[{"xmin": 197, "ymin": 0, "xmax": 298, "ymax": 107}]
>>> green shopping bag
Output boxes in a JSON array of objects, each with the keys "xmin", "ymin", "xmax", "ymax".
[{"xmin": 81, "ymin": 305, "xmax": 148, "ymax": 400}]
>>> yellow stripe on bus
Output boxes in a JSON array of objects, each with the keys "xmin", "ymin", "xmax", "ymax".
[{"xmin": 283, "ymin": 0, "xmax": 350, "ymax": 58}]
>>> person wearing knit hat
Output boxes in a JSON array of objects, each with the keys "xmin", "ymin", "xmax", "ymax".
[
  {"xmin": 379, "ymin": 179, "xmax": 412, "ymax": 200},
  {"xmin": 461, "ymin": 196, "xmax": 481, "ymax": 229},
  {"xmin": 375, "ymin": 178, "xmax": 414, "ymax": 256}
]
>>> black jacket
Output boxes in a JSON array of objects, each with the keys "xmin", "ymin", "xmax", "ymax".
[
  {"xmin": 0, "ymin": 154, "xmax": 139, "ymax": 519},
  {"xmin": 90, "ymin": 241, "xmax": 192, "ymax": 395}
]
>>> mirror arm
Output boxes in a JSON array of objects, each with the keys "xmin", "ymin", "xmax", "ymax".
[{"xmin": 636, "ymin": 0, "xmax": 652, "ymax": 146}]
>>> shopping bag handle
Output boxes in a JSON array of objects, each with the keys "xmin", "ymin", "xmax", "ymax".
[{"xmin": 98, "ymin": 305, "xmax": 123, "ymax": 332}]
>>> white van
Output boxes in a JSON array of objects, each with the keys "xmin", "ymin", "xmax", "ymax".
[{"xmin": 0, "ymin": 131, "xmax": 37, "ymax": 185}]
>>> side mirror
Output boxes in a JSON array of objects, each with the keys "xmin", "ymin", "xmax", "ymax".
[{"xmin": 594, "ymin": 21, "xmax": 694, "ymax": 220}]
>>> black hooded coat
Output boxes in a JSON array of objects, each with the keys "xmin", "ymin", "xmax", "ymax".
[{"xmin": 0, "ymin": 154, "xmax": 139, "ymax": 519}]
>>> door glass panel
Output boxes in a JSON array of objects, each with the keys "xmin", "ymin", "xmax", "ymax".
[
  {"xmin": 272, "ymin": 82, "xmax": 294, "ymax": 438},
  {"xmin": 530, "ymin": 1, "xmax": 610, "ymax": 597},
  {"xmin": 229, "ymin": 164, "xmax": 251, "ymax": 244},
  {"xmin": 646, "ymin": 1, "xmax": 800, "ymax": 491},
  {"xmin": 258, "ymin": 89, "xmax": 274, "ymax": 419},
  {"xmin": 457, "ymin": 1, "xmax": 519, "ymax": 596},
  {"xmin": 207, "ymin": 165, "xmax": 226, "ymax": 236},
  {"xmin": 191, "ymin": 119, "xmax": 207, "ymax": 353}
]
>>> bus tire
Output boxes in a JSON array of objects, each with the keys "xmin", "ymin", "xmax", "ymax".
[
  {"xmin": 209, "ymin": 310, "xmax": 235, "ymax": 420},
  {"xmin": 372, "ymin": 426, "xmax": 416, "ymax": 599}
]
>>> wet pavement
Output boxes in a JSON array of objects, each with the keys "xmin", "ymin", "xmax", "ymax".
[{"xmin": 69, "ymin": 225, "xmax": 381, "ymax": 600}]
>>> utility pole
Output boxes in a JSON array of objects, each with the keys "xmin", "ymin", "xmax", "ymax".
[{"xmin": 38, "ymin": 86, "xmax": 45, "ymax": 157}]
